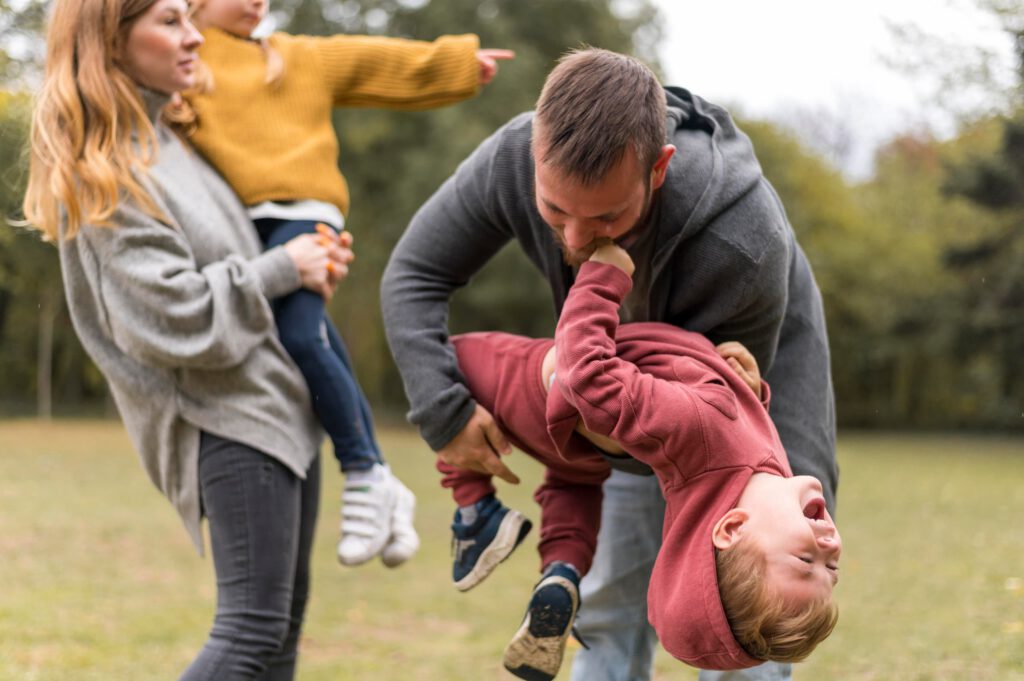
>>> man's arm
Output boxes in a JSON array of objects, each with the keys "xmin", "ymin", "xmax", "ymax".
[{"xmin": 381, "ymin": 124, "xmax": 520, "ymax": 480}]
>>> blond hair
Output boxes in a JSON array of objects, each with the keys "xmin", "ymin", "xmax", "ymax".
[
  {"xmin": 715, "ymin": 542, "xmax": 839, "ymax": 662},
  {"xmin": 22, "ymin": 0, "xmax": 198, "ymax": 241}
]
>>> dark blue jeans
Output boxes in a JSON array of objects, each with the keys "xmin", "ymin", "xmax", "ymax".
[
  {"xmin": 181, "ymin": 433, "xmax": 320, "ymax": 681},
  {"xmin": 255, "ymin": 218, "xmax": 381, "ymax": 473}
]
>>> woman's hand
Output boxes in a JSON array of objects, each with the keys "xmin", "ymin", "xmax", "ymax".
[
  {"xmin": 283, "ymin": 225, "xmax": 354, "ymax": 300},
  {"xmin": 477, "ymin": 49, "xmax": 515, "ymax": 86},
  {"xmin": 588, "ymin": 240, "xmax": 635, "ymax": 277},
  {"xmin": 716, "ymin": 341, "xmax": 762, "ymax": 399}
]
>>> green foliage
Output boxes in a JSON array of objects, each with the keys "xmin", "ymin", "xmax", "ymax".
[{"xmin": 0, "ymin": 0, "xmax": 1019, "ymax": 431}]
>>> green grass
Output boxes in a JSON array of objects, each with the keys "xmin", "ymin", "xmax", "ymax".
[{"xmin": 1, "ymin": 422, "xmax": 1022, "ymax": 680}]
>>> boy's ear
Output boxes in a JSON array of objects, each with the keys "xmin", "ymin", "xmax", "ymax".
[{"xmin": 712, "ymin": 508, "xmax": 748, "ymax": 550}]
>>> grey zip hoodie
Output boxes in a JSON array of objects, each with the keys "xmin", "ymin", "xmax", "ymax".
[
  {"xmin": 381, "ymin": 86, "xmax": 837, "ymax": 509},
  {"xmin": 58, "ymin": 90, "xmax": 323, "ymax": 551}
]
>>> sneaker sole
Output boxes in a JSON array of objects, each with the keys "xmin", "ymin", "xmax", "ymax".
[
  {"xmin": 453, "ymin": 510, "xmax": 531, "ymax": 592},
  {"xmin": 502, "ymin": 575, "xmax": 579, "ymax": 681}
]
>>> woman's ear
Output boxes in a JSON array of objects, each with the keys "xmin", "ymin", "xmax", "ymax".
[{"xmin": 712, "ymin": 508, "xmax": 748, "ymax": 550}]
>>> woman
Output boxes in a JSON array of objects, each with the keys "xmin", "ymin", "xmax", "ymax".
[{"xmin": 22, "ymin": 1, "xmax": 351, "ymax": 678}]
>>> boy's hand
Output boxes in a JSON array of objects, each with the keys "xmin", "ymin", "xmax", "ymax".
[
  {"xmin": 477, "ymin": 49, "xmax": 515, "ymax": 86},
  {"xmin": 588, "ymin": 240, "xmax": 635, "ymax": 277},
  {"xmin": 716, "ymin": 341, "xmax": 762, "ymax": 399}
]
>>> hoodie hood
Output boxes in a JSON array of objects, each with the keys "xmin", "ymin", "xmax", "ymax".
[{"xmin": 652, "ymin": 87, "xmax": 766, "ymax": 275}]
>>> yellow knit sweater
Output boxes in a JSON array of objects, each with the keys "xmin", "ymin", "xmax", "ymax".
[{"xmin": 187, "ymin": 28, "xmax": 481, "ymax": 216}]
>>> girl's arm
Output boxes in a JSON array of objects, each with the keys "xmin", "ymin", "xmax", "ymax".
[{"xmin": 310, "ymin": 33, "xmax": 486, "ymax": 110}]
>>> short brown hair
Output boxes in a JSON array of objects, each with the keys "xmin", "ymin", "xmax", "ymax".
[
  {"xmin": 715, "ymin": 542, "xmax": 839, "ymax": 662},
  {"xmin": 534, "ymin": 48, "xmax": 666, "ymax": 185}
]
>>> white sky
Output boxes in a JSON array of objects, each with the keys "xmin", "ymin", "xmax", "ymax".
[{"xmin": 651, "ymin": 0, "xmax": 1017, "ymax": 177}]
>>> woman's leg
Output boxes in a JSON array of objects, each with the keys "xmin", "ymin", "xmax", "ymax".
[
  {"xmin": 261, "ymin": 218, "xmax": 379, "ymax": 473},
  {"xmin": 180, "ymin": 434, "xmax": 314, "ymax": 681},
  {"xmin": 260, "ymin": 454, "xmax": 321, "ymax": 681}
]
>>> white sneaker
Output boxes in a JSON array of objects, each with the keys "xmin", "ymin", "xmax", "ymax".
[
  {"xmin": 380, "ymin": 471, "xmax": 419, "ymax": 568},
  {"xmin": 337, "ymin": 464, "xmax": 396, "ymax": 566}
]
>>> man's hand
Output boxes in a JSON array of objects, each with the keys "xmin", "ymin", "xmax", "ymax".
[
  {"xmin": 588, "ymin": 240, "xmax": 635, "ymax": 277},
  {"xmin": 438, "ymin": 404, "xmax": 520, "ymax": 484},
  {"xmin": 716, "ymin": 341, "xmax": 762, "ymax": 399}
]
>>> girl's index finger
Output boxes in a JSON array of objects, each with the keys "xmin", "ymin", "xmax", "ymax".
[{"xmin": 479, "ymin": 48, "xmax": 515, "ymax": 61}]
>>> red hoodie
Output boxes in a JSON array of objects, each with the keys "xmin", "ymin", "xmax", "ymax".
[{"xmin": 548, "ymin": 261, "xmax": 792, "ymax": 670}]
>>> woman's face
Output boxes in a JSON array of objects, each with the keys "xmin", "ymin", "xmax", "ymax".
[{"xmin": 120, "ymin": 0, "xmax": 203, "ymax": 94}]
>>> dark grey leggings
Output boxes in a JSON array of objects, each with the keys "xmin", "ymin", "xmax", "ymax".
[{"xmin": 180, "ymin": 433, "xmax": 320, "ymax": 681}]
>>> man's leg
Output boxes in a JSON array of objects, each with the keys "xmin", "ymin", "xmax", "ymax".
[
  {"xmin": 569, "ymin": 471, "xmax": 663, "ymax": 681},
  {"xmin": 699, "ymin": 665, "xmax": 793, "ymax": 681}
]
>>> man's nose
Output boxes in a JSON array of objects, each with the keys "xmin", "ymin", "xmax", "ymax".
[{"xmin": 562, "ymin": 220, "xmax": 591, "ymax": 250}]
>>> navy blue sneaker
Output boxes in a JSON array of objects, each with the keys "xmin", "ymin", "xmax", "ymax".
[
  {"xmin": 503, "ymin": 562, "xmax": 582, "ymax": 681},
  {"xmin": 451, "ymin": 495, "xmax": 531, "ymax": 592}
]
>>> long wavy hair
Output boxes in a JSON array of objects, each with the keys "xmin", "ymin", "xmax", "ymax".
[{"xmin": 22, "ymin": 0, "xmax": 197, "ymax": 240}]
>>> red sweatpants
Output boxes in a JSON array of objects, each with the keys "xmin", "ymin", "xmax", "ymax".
[{"xmin": 439, "ymin": 332, "xmax": 610, "ymax": 575}]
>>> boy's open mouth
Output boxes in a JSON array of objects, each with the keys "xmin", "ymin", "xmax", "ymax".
[{"xmin": 802, "ymin": 497, "xmax": 827, "ymax": 522}]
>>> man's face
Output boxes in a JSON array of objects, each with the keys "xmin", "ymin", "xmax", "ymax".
[{"xmin": 534, "ymin": 144, "xmax": 653, "ymax": 267}]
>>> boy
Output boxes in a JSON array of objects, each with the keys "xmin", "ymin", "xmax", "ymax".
[{"xmin": 440, "ymin": 243, "xmax": 841, "ymax": 679}]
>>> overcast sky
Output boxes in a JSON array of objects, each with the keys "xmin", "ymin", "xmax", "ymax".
[{"xmin": 650, "ymin": 0, "xmax": 1017, "ymax": 176}]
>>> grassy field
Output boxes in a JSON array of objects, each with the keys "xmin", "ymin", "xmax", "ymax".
[{"xmin": 1, "ymin": 421, "xmax": 1022, "ymax": 681}]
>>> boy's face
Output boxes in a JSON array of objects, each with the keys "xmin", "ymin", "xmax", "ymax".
[{"xmin": 715, "ymin": 474, "xmax": 842, "ymax": 604}]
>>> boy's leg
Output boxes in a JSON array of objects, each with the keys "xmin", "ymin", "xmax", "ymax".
[
  {"xmin": 533, "ymin": 466, "xmax": 604, "ymax": 577},
  {"xmin": 503, "ymin": 561, "xmax": 582, "ymax": 681}
]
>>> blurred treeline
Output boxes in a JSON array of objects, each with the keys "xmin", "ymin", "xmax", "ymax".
[{"xmin": 0, "ymin": 0, "xmax": 1021, "ymax": 430}]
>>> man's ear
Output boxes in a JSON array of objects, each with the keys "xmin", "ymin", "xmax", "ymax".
[
  {"xmin": 712, "ymin": 508, "xmax": 748, "ymax": 550},
  {"xmin": 650, "ymin": 144, "xmax": 676, "ymax": 190}
]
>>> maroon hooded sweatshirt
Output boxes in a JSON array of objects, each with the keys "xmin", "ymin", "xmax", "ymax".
[
  {"xmin": 441, "ymin": 261, "xmax": 791, "ymax": 668},
  {"xmin": 548, "ymin": 261, "xmax": 792, "ymax": 670}
]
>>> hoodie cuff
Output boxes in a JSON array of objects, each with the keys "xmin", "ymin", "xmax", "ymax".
[{"xmin": 250, "ymin": 245, "xmax": 301, "ymax": 300}]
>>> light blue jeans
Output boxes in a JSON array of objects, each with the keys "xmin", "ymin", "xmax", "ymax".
[{"xmin": 569, "ymin": 470, "xmax": 793, "ymax": 681}]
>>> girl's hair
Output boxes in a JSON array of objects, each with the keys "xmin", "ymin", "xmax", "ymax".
[{"xmin": 22, "ymin": 0, "xmax": 198, "ymax": 240}]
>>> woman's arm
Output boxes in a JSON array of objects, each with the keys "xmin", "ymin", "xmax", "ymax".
[{"xmin": 81, "ymin": 202, "xmax": 307, "ymax": 371}]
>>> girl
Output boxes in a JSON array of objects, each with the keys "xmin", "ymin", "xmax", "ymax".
[
  {"xmin": 23, "ymin": 0, "xmax": 350, "ymax": 678},
  {"xmin": 186, "ymin": 0, "xmax": 514, "ymax": 567}
]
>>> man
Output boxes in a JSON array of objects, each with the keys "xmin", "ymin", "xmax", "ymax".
[{"xmin": 381, "ymin": 48, "xmax": 837, "ymax": 681}]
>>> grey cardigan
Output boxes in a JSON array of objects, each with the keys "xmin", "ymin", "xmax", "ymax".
[
  {"xmin": 382, "ymin": 87, "xmax": 838, "ymax": 510},
  {"xmin": 58, "ymin": 90, "xmax": 322, "ymax": 551}
]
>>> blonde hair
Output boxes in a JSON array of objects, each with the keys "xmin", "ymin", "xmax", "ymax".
[
  {"xmin": 715, "ymin": 542, "xmax": 839, "ymax": 662},
  {"xmin": 22, "ymin": 0, "xmax": 198, "ymax": 241}
]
